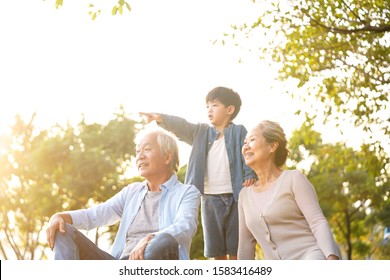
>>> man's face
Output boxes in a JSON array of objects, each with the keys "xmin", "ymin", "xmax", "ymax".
[{"xmin": 135, "ymin": 132, "xmax": 169, "ymax": 179}]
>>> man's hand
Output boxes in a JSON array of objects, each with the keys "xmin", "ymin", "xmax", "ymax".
[
  {"xmin": 139, "ymin": 112, "xmax": 162, "ymax": 124},
  {"xmin": 45, "ymin": 213, "xmax": 72, "ymax": 251},
  {"xmin": 128, "ymin": 234, "xmax": 155, "ymax": 260}
]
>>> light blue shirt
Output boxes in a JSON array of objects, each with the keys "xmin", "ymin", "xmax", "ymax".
[{"xmin": 69, "ymin": 174, "xmax": 200, "ymax": 259}]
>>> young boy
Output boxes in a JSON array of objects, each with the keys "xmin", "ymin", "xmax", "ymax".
[{"xmin": 140, "ymin": 86, "xmax": 256, "ymax": 260}]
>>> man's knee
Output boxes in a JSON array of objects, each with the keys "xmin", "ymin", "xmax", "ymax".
[
  {"xmin": 144, "ymin": 233, "xmax": 179, "ymax": 260},
  {"xmin": 55, "ymin": 223, "xmax": 77, "ymax": 243},
  {"xmin": 53, "ymin": 223, "xmax": 80, "ymax": 260}
]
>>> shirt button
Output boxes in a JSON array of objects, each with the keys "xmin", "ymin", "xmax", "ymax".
[{"xmin": 273, "ymin": 246, "xmax": 277, "ymax": 250}]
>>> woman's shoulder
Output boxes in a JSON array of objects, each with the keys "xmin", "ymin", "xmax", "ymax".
[
  {"xmin": 282, "ymin": 169, "xmax": 309, "ymax": 184},
  {"xmin": 239, "ymin": 185, "xmax": 253, "ymax": 198},
  {"xmin": 282, "ymin": 169, "xmax": 314, "ymax": 192},
  {"xmin": 283, "ymin": 169, "xmax": 305, "ymax": 177}
]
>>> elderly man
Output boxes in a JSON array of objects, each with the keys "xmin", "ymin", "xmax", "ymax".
[{"xmin": 46, "ymin": 128, "xmax": 200, "ymax": 260}]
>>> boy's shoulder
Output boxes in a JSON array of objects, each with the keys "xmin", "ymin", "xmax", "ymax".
[{"xmin": 227, "ymin": 122, "xmax": 247, "ymax": 132}]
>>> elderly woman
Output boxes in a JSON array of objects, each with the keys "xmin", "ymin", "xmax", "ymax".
[{"xmin": 238, "ymin": 120, "xmax": 341, "ymax": 260}]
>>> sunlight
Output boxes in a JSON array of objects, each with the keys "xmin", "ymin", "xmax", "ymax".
[{"xmin": 0, "ymin": 0, "xmax": 300, "ymax": 140}]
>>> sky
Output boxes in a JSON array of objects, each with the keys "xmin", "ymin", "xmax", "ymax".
[
  {"xmin": 0, "ymin": 0, "xmax": 367, "ymax": 167},
  {"xmin": 0, "ymin": 0, "xmax": 307, "ymax": 163}
]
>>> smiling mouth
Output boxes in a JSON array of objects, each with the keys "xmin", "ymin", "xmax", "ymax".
[
  {"xmin": 244, "ymin": 152, "xmax": 253, "ymax": 159},
  {"xmin": 138, "ymin": 163, "xmax": 148, "ymax": 169}
]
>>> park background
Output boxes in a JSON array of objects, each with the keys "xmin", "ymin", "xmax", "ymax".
[{"xmin": 0, "ymin": 0, "xmax": 389, "ymax": 260}]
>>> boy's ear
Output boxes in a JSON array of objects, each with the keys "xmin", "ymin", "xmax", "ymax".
[{"xmin": 227, "ymin": 105, "xmax": 236, "ymax": 116}]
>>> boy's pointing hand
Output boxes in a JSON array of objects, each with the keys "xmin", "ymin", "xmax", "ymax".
[{"xmin": 139, "ymin": 112, "xmax": 162, "ymax": 124}]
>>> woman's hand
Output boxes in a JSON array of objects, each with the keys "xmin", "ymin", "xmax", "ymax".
[{"xmin": 327, "ymin": 254, "xmax": 340, "ymax": 260}]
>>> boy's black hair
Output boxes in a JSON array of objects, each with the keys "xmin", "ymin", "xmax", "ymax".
[{"xmin": 206, "ymin": 86, "xmax": 242, "ymax": 120}]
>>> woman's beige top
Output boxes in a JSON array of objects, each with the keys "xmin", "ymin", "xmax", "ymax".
[{"xmin": 238, "ymin": 170, "xmax": 341, "ymax": 260}]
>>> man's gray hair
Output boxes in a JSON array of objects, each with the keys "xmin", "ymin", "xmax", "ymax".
[{"xmin": 135, "ymin": 127, "xmax": 180, "ymax": 172}]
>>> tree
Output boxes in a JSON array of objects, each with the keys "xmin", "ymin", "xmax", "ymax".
[
  {"xmin": 230, "ymin": 0, "xmax": 389, "ymax": 155},
  {"xmin": 0, "ymin": 107, "xmax": 139, "ymax": 259},
  {"xmin": 0, "ymin": 113, "xmax": 59, "ymax": 260},
  {"xmin": 289, "ymin": 121, "xmax": 390, "ymax": 259}
]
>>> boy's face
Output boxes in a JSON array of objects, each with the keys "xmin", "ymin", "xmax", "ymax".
[{"xmin": 206, "ymin": 99, "xmax": 235, "ymax": 126}]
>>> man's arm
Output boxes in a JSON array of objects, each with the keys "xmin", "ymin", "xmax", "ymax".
[
  {"xmin": 46, "ymin": 212, "xmax": 73, "ymax": 251},
  {"xmin": 46, "ymin": 185, "xmax": 131, "ymax": 251}
]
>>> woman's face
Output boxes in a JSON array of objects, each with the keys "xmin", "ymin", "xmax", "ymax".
[{"xmin": 242, "ymin": 127, "xmax": 273, "ymax": 168}]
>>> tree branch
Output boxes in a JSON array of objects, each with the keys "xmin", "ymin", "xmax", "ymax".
[
  {"xmin": 341, "ymin": 0, "xmax": 367, "ymax": 25},
  {"xmin": 302, "ymin": 7, "xmax": 390, "ymax": 34},
  {"xmin": 313, "ymin": 18, "xmax": 390, "ymax": 34},
  {"xmin": 0, "ymin": 240, "xmax": 8, "ymax": 259},
  {"xmin": 2, "ymin": 212, "xmax": 23, "ymax": 259}
]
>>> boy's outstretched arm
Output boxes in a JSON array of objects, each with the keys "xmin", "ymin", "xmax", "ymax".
[{"xmin": 139, "ymin": 112, "xmax": 163, "ymax": 124}]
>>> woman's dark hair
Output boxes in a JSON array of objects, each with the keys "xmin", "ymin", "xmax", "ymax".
[{"xmin": 257, "ymin": 120, "xmax": 290, "ymax": 167}]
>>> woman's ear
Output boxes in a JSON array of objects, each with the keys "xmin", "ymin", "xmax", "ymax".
[{"xmin": 270, "ymin": 141, "xmax": 279, "ymax": 153}]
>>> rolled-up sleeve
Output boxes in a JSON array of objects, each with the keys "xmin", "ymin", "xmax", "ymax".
[{"xmin": 69, "ymin": 187, "xmax": 127, "ymax": 230}]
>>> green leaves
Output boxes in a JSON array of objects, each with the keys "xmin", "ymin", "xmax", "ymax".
[
  {"xmin": 111, "ymin": 1, "xmax": 132, "ymax": 16},
  {"xmin": 55, "ymin": 0, "xmax": 63, "ymax": 9},
  {"xmin": 112, "ymin": 5, "xmax": 118, "ymax": 16},
  {"xmin": 54, "ymin": 1, "xmax": 132, "ymax": 19},
  {"xmin": 231, "ymin": 0, "xmax": 389, "ymax": 157},
  {"xmin": 289, "ymin": 122, "xmax": 390, "ymax": 259}
]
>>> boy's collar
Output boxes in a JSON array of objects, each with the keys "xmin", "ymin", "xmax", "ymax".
[{"xmin": 211, "ymin": 122, "xmax": 233, "ymax": 131}]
